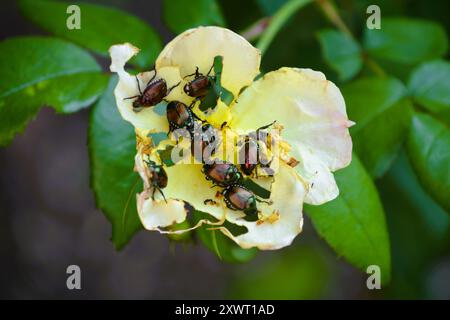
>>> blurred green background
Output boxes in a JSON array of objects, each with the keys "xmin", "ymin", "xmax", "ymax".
[{"xmin": 0, "ymin": 0, "xmax": 449, "ymax": 299}]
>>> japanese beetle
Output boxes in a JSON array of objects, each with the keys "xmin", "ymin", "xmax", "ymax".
[
  {"xmin": 191, "ymin": 123, "xmax": 220, "ymax": 163},
  {"xmin": 124, "ymin": 72, "xmax": 180, "ymax": 111},
  {"xmin": 222, "ymin": 185, "xmax": 258, "ymax": 221},
  {"xmin": 202, "ymin": 162, "xmax": 241, "ymax": 187},
  {"xmin": 223, "ymin": 184, "xmax": 273, "ymax": 221},
  {"xmin": 166, "ymin": 101, "xmax": 201, "ymax": 134},
  {"xmin": 239, "ymin": 137, "xmax": 259, "ymax": 175},
  {"xmin": 183, "ymin": 65, "xmax": 214, "ymax": 99},
  {"xmin": 144, "ymin": 160, "xmax": 168, "ymax": 202},
  {"xmin": 238, "ymin": 121, "xmax": 276, "ymax": 177}
]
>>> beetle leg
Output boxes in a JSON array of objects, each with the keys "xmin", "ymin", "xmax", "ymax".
[
  {"xmin": 151, "ymin": 188, "xmax": 156, "ymax": 201},
  {"xmin": 144, "ymin": 159, "xmax": 154, "ymax": 167},
  {"xmin": 188, "ymin": 100, "xmax": 196, "ymax": 109},
  {"xmin": 167, "ymin": 81, "xmax": 181, "ymax": 94},
  {"xmin": 123, "ymin": 95, "xmax": 140, "ymax": 100},
  {"xmin": 147, "ymin": 69, "xmax": 157, "ymax": 86},
  {"xmin": 158, "ymin": 188, "xmax": 168, "ymax": 203},
  {"xmin": 167, "ymin": 123, "xmax": 176, "ymax": 136},
  {"xmin": 191, "ymin": 111, "xmax": 203, "ymax": 122},
  {"xmin": 255, "ymin": 198, "xmax": 273, "ymax": 205},
  {"xmin": 206, "ymin": 63, "xmax": 214, "ymax": 76},
  {"xmin": 135, "ymin": 75, "xmax": 143, "ymax": 95},
  {"xmin": 203, "ymin": 199, "xmax": 216, "ymax": 205},
  {"xmin": 188, "ymin": 98, "xmax": 202, "ymax": 109}
]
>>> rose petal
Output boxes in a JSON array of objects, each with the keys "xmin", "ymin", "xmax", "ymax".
[
  {"xmin": 218, "ymin": 163, "xmax": 306, "ymax": 250},
  {"xmin": 135, "ymin": 152, "xmax": 223, "ymax": 233},
  {"xmin": 230, "ymin": 67, "xmax": 353, "ymax": 204},
  {"xmin": 109, "ymin": 43, "xmax": 188, "ymax": 131},
  {"xmin": 135, "ymin": 135, "xmax": 306, "ymax": 248},
  {"xmin": 156, "ymin": 26, "xmax": 261, "ymax": 97}
]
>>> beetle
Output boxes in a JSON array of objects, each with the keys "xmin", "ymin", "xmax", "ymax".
[
  {"xmin": 183, "ymin": 65, "xmax": 215, "ymax": 100},
  {"xmin": 222, "ymin": 184, "xmax": 257, "ymax": 215},
  {"xmin": 144, "ymin": 160, "xmax": 168, "ymax": 202},
  {"xmin": 191, "ymin": 123, "xmax": 220, "ymax": 163},
  {"xmin": 166, "ymin": 101, "xmax": 202, "ymax": 134},
  {"xmin": 202, "ymin": 162, "xmax": 242, "ymax": 187},
  {"xmin": 124, "ymin": 72, "xmax": 180, "ymax": 111},
  {"xmin": 238, "ymin": 121, "xmax": 276, "ymax": 177},
  {"xmin": 222, "ymin": 184, "xmax": 273, "ymax": 221},
  {"xmin": 204, "ymin": 183, "xmax": 271, "ymax": 221}
]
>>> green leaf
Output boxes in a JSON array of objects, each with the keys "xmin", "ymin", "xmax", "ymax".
[
  {"xmin": 157, "ymin": 145, "xmax": 176, "ymax": 167},
  {"xmin": 241, "ymin": 178, "xmax": 271, "ymax": 199},
  {"xmin": 364, "ymin": 18, "xmax": 448, "ymax": 66},
  {"xmin": 19, "ymin": 0, "xmax": 162, "ymax": 69},
  {"xmin": 378, "ymin": 151, "xmax": 449, "ymax": 298},
  {"xmin": 317, "ymin": 29, "xmax": 362, "ymax": 82},
  {"xmin": 193, "ymin": 211, "xmax": 257, "ymax": 263},
  {"xmin": 89, "ymin": 76, "xmax": 143, "ymax": 250},
  {"xmin": 0, "ymin": 36, "xmax": 107, "ymax": 146},
  {"xmin": 163, "ymin": 0, "xmax": 225, "ymax": 34},
  {"xmin": 305, "ymin": 155, "xmax": 391, "ymax": 284},
  {"xmin": 213, "ymin": 55, "xmax": 234, "ymax": 105},
  {"xmin": 199, "ymin": 55, "xmax": 234, "ymax": 111},
  {"xmin": 228, "ymin": 245, "xmax": 330, "ymax": 299},
  {"xmin": 343, "ymin": 77, "xmax": 412, "ymax": 178},
  {"xmin": 406, "ymin": 113, "xmax": 450, "ymax": 212},
  {"xmin": 408, "ymin": 60, "xmax": 450, "ymax": 115}
]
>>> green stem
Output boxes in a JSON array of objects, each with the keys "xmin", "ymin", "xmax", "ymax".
[
  {"xmin": 241, "ymin": 17, "xmax": 271, "ymax": 42},
  {"xmin": 211, "ymin": 230, "xmax": 222, "ymax": 260},
  {"xmin": 316, "ymin": 0, "xmax": 352, "ymax": 37},
  {"xmin": 316, "ymin": 0, "xmax": 386, "ymax": 77},
  {"xmin": 256, "ymin": 0, "xmax": 313, "ymax": 56},
  {"xmin": 364, "ymin": 54, "xmax": 386, "ymax": 77}
]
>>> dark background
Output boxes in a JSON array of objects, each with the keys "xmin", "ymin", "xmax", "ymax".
[{"xmin": 0, "ymin": 0, "xmax": 449, "ymax": 299}]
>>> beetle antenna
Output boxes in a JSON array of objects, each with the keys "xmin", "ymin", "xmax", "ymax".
[
  {"xmin": 183, "ymin": 66, "xmax": 200, "ymax": 79},
  {"xmin": 256, "ymin": 120, "xmax": 276, "ymax": 134}
]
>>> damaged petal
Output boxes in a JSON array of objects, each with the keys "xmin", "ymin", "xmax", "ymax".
[{"xmin": 230, "ymin": 67, "xmax": 353, "ymax": 205}]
